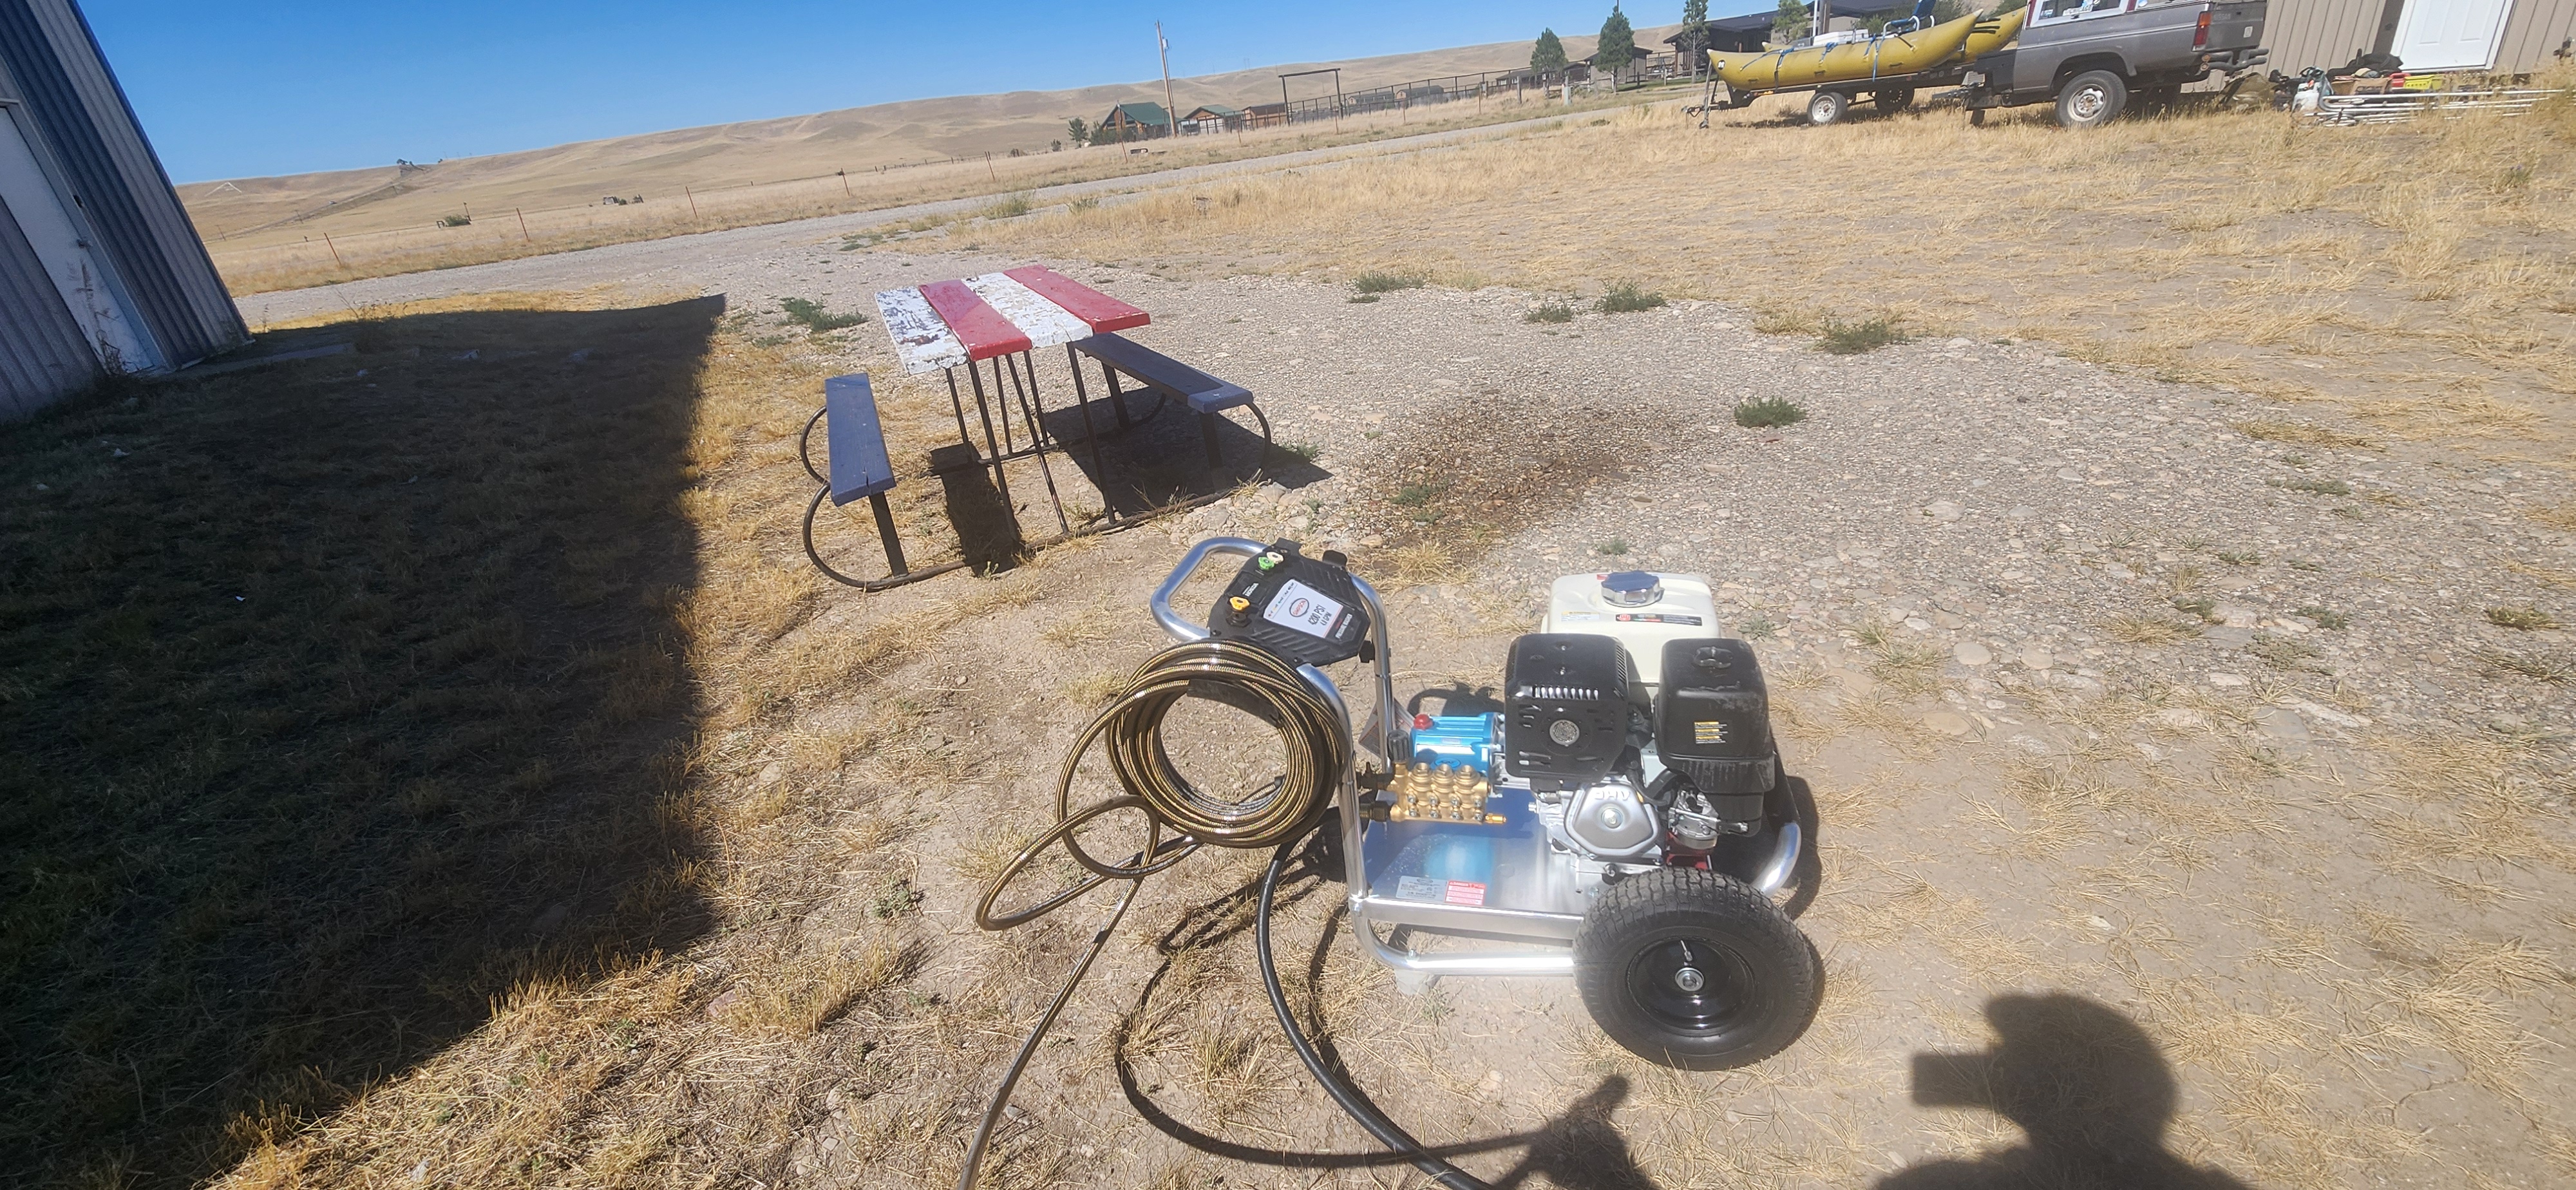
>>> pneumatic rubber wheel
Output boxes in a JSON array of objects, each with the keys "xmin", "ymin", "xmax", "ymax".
[
  {"xmin": 1875, "ymin": 86, "xmax": 1916, "ymax": 114},
  {"xmin": 1575, "ymin": 867, "xmax": 1819, "ymax": 1070},
  {"xmin": 1806, "ymin": 90, "xmax": 1848, "ymax": 126},
  {"xmin": 2056, "ymin": 70, "xmax": 2128, "ymax": 128}
]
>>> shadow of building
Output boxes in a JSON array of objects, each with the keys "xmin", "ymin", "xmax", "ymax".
[{"xmin": 1883, "ymin": 994, "xmax": 2249, "ymax": 1190}]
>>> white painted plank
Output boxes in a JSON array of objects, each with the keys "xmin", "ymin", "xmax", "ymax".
[
  {"xmin": 963, "ymin": 272, "xmax": 1094, "ymax": 352},
  {"xmin": 875, "ymin": 286, "xmax": 966, "ymax": 374}
]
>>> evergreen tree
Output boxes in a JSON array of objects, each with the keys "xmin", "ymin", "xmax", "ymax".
[
  {"xmin": 1596, "ymin": 6, "xmax": 1636, "ymax": 84},
  {"xmin": 1531, "ymin": 28, "xmax": 1569, "ymax": 78},
  {"xmin": 1681, "ymin": 0, "xmax": 1711, "ymax": 72},
  {"xmin": 1771, "ymin": 0, "xmax": 1811, "ymax": 44},
  {"xmin": 1066, "ymin": 117, "xmax": 1089, "ymax": 147}
]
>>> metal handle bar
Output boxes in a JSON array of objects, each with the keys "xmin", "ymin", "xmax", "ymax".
[{"xmin": 1150, "ymin": 536, "xmax": 1265, "ymax": 643}]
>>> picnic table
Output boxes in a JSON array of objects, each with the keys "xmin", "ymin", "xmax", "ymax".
[{"xmin": 796, "ymin": 265, "xmax": 1271, "ymax": 592}]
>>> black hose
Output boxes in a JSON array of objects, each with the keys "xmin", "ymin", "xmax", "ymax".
[{"xmin": 1256, "ymin": 838, "xmax": 1494, "ymax": 1190}]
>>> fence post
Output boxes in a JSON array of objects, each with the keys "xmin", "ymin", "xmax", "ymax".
[
  {"xmin": 323, "ymin": 231, "xmax": 345, "ymax": 268},
  {"xmin": 515, "ymin": 207, "xmax": 531, "ymax": 243},
  {"xmin": 685, "ymin": 185, "xmax": 701, "ymax": 222}
]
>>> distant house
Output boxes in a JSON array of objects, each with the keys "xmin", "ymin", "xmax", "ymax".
[
  {"xmin": 1671, "ymin": 11, "xmax": 1778, "ymax": 56},
  {"xmin": 1180, "ymin": 104, "xmax": 1244, "ymax": 133},
  {"xmin": 1097, "ymin": 102, "xmax": 1171, "ymax": 142},
  {"xmin": 1243, "ymin": 102, "xmax": 1288, "ymax": 129}
]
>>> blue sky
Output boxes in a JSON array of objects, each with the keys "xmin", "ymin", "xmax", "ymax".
[{"xmin": 87, "ymin": 2, "xmax": 1696, "ymax": 183}]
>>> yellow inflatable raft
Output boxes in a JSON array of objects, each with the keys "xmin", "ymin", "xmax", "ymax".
[
  {"xmin": 1706, "ymin": 10, "xmax": 1984, "ymax": 95},
  {"xmin": 1962, "ymin": 8, "xmax": 2027, "ymax": 62}
]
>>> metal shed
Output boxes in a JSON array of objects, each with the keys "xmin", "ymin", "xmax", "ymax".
[
  {"xmin": 2262, "ymin": 0, "xmax": 2576, "ymax": 73},
  {"xmin": 0, "ymin": 0, "xmax": 243, "ymax": 419}
]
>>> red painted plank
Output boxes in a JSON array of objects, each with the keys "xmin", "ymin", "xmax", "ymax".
[
  {"xmin": 1003, "ymin": 265, "xmax": 1150, "ymax": 333},
  {"xmin": 920, "ymin": 279, "xmax": 1031, "ymax": 361}
]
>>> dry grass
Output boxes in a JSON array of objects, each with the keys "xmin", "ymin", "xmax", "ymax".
[{"xmin": 963, "ymin": 89, "xmax": 2576, "ymax": 460}]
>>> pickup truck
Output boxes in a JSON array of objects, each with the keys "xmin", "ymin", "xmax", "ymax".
[{"xmin": 1962, "ymin": 0, "xmax": 2268, "ymax": 127}]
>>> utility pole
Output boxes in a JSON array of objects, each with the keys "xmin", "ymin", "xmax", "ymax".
[{"xmin": 1157, "ymin": 21, "xmax": 1178, "ymax": 140}]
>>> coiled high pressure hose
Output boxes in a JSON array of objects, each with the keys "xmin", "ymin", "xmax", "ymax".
[{"xmin": 959, "ymin": 638, "xmax": 1492, "ymax": 1190}]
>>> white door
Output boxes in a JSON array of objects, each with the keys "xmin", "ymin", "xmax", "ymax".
[
  {"xmin": 2391, "ymin": 0, "xmax": 2517, "ymax": 70},
  {"xmin": 0, "ymin": 105, "xmax": 156, "ymax": 373}
]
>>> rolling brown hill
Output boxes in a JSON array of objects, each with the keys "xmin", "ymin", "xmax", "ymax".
[{"xmin": 178, "ymin": 24, "xmax": 1678, "ymax": 247}]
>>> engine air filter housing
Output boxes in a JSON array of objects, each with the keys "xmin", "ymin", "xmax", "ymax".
[
  {"xmin": 1654, "ymin": 638, "xmax": 1776, "ymax": 818},
  {"xmin": 1504, "ymin": 633, "xmax": 1638, "ymax": 791}
]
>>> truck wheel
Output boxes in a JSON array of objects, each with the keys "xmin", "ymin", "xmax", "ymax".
[
  {"xmin": 1575, "ymin": 867, "xmax": 1819, "ymax": 1070},
  {"xmin": 2056, "ymin": 70, "xmax": 2128, "ymax": 128},
  {"xmin": 1806, "ymin": 90, "xmax": 1848, "ymax": 126},
  {"xmin": 1875, "ymin": 86, "xmax": 1916, "ymax": 113}
]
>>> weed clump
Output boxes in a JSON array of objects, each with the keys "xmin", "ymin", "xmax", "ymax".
[
  {"xmin": 437, "ymin": 212, "xmax": 471, "ymax": 227},
  {"xmin": 1596, "ymin": 538, "xmax": 1630, "ymax": 556},
  {"xmin": 780, "ymin": 298, "xmax": 866, "ymax": 333},
  {"xmin": 1524, "ymin": 298, "xmax": 1578, "ymax": 323},
  {"xmin": 979, "ymin": 192, "xmax": 1034, "ymax": 219},
  {"xmin": 1735, "ymin": 397, "xmax": 1807, "ymax": 428},
  {"xmin": 2273, "ymin": 476, "xmax": 2352, "ymax": 496},
  {"xmin": 2296, "ymin": 605, "xmax": 2350, "ymax": 629},
  {"xmin": 1595, "ymin": 283, "xmax": 1666, "ymax": 314},
  {"xmin": 1352, "ymin": 271, "xmax": 1425, "ymax": 295},
  {"xmin": 2486, "ymin": 605, "xmax": 2559, "ymax": 631},
  {"xmin": 1817, "ymin": 315, "xmax": 1908, "ymax": 354},
  {"xmin": 1739, "ymin": 613, "xmax": 1779, "ymax": 640}
]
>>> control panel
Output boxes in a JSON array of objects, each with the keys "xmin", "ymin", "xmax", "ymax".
[{"xmin": 1204, "ymin": 540, "xmax": 1372, "ymax": 667}]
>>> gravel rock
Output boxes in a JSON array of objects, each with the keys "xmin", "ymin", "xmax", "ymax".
[{"xmin": 1954, "ymin": 641, "xmax": 1993, "ymax": 666}]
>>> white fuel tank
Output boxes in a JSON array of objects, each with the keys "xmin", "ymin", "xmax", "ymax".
[{"xmin": 1540, "ymin": 571, "xmax": 1720, "ymax": 690}]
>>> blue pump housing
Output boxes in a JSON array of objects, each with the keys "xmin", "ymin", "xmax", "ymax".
[{"xmin": 1410, "ymin": 713, "xmax": 1500, "ymax": 775}]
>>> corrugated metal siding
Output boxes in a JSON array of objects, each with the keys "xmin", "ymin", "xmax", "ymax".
[
  {"xmin": 2264, "ymin": 0, "xmax": 2394, "ymax": 72},
  {"xmin": 2270, "ymin": 0, "xmax": 2576, "ymax": 72},
  {"xmin": 2497, "ymin": 0, "xmax": 2576, "ymax": 69},
  {"xmin": 0, "ymin": 187, "xmax": 97, "ymax": 417},
  {"xmin": 0, "ymin": 0, "xmax": 242, "ymax": 374}
]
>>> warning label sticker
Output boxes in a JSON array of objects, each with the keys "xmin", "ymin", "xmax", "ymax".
[
  {"xmin": 1263, "ymin": 578, "xmax": 1345, "ymax": 639},
  {"xmin": 1613, "ymin": 612, "xmax": 1704, "ymax": 625},
  {"xmin": 1393, "ymin": 876, "xmax": 1490, "ymax": 907},
  {"xmin": 1693, "ymin": 720, "xmax": 1728, "ymax": 744}
]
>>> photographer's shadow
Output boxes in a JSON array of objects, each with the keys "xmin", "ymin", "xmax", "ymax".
[{"xmin": 1883, "ymin": 994, "xmax": 2248, "ymax": 1190}]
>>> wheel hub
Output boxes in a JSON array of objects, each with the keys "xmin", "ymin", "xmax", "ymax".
[{"xmin": 1627, "ymin": 939, "xmax": 1753, "ymax": 1034}]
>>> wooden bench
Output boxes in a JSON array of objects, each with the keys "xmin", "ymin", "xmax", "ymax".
[
  {"xmin": 1068, "ymin": 332, "xmax": 1268, "ymax": 468},
  {"xmin": 802, "ymin": 373, "xmax": 909, "ymax": 579}
]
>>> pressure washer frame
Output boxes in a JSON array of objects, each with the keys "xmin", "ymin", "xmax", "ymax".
[{"xmin": 1153, "ymin": 537, "xmax": 1803, "ymax": 987}]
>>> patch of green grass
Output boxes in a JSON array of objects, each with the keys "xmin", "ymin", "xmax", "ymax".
[
  {"xmin": 2216, "ymin": 549, "xmax": 2262, "ymax": 566},
  {"xmin": 1392, "ymin": 481, "xmax": 1448, "ymax": 507},
  {"xmin": 2486, "ymin": 605, "xmax": 2559, "ymax": 631},
  {"xmin": 1270, "ymin": 440, "xmax": 1323, "ymax": 464},
  {"xmin": 779, "ymin": 297, "xmax": 866, "ymax": 334},
  {"xmin": 1595, "ymin": 283, "xmax": 1666, "ymax": 314},
  {"xmin": 1596, "ymin": 538, "xmax": 1630, "ymax": 556},
  {"xmin": 2295, "ymin": 605, "xmax": 2349, "ymax": 630},
  {"xmin": 1739, "ymin": 614, "xmax": 1779, "ymax": 640},
  {"xmin": 2288, "ymin": 558, "xmax": 2324, "ymax": 572},
  {"xmin": 1734, "ymin": 397, "xmax": 1807, "ymax": 429},
  {"xmin": 978, "ymin": 192, "xmax": 1034, "ymax": 219},
  {"xmin": 1352, "ymin": 271, "xmax": 1425, "ymax": 295},
  {"xmin": 1817, "ymin": 315, "xmax": 1909, "ymax": 355},
  {"xmin": 1524, "ymin": 299, "xmax": 1578, "ymax": 323},
  {"xmin": 871, "ymin": 878, "xmax": 925, "ymax": 920}
]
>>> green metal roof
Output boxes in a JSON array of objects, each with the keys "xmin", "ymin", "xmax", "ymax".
[
  {"xmin": 1187, "ymin": 104, "xmax": 1244, "ymax": 118},
  {"xmin": 1106, "ymin": 102, "xmax": 1171, "ymax": 126}
]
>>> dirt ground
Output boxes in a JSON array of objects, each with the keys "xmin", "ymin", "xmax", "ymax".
[
  {"xmin": 21, "ymin": 95, "xmax": 2572, "ymax": 1190},
  {"xmin": 160, "ymin": 229, "xmax": 2575, "ymax": 1190}
]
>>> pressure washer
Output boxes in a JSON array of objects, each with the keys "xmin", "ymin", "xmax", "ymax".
[{"xmin": 962, "ymin": 538, "xmax": 1822, "ymax": 1188}]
